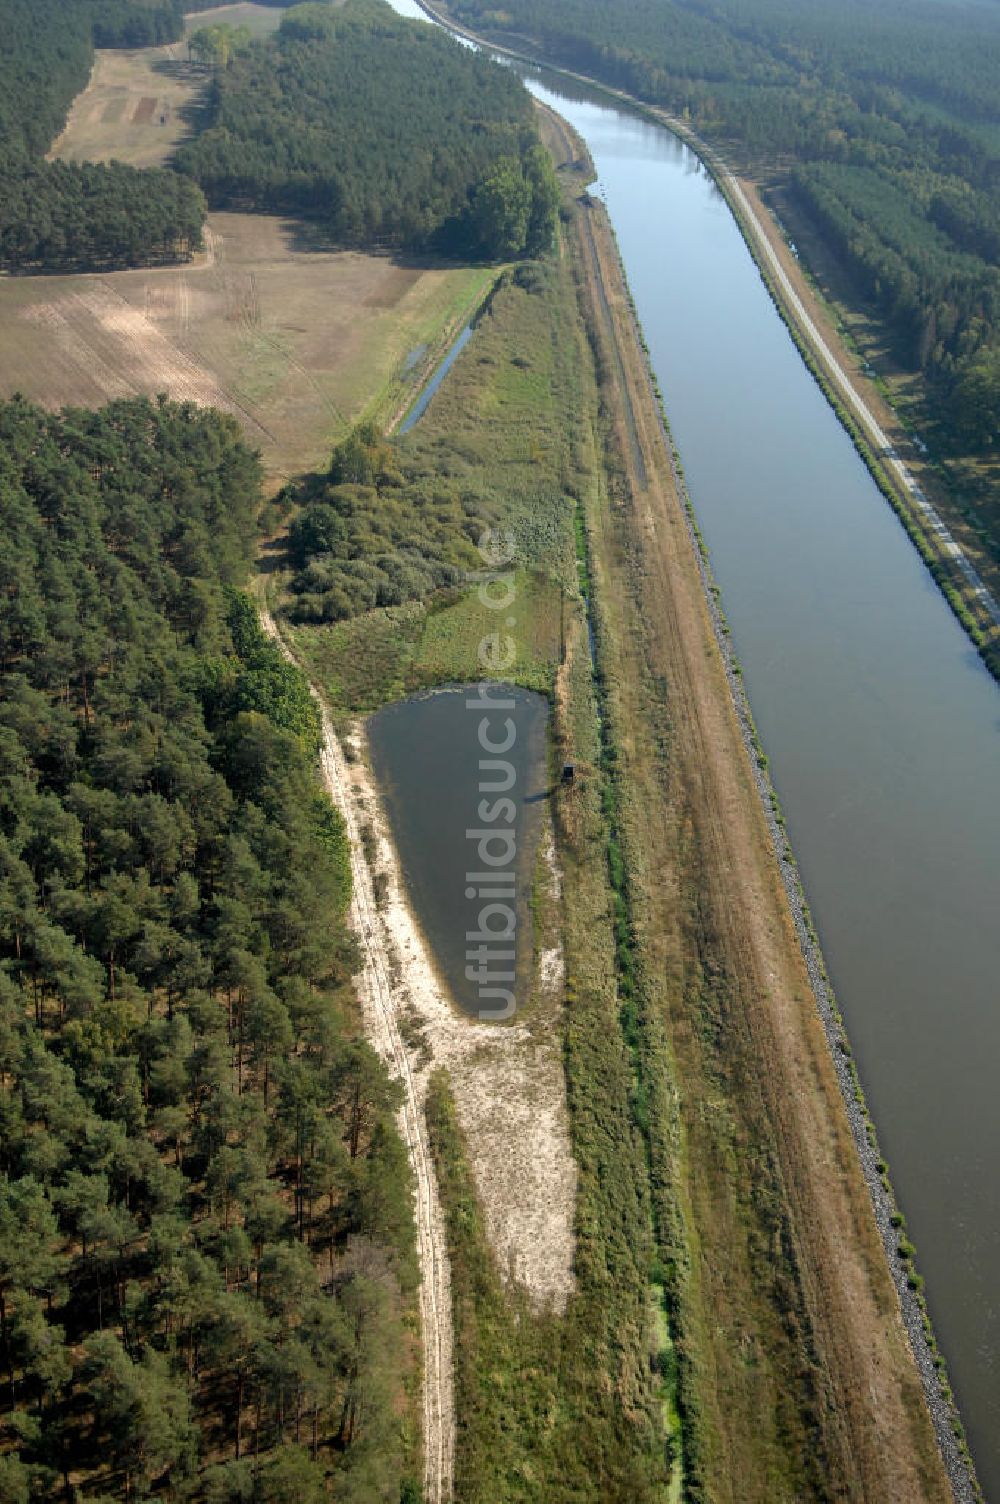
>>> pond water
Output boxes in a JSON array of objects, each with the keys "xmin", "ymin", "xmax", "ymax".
[{"xmin": 368, "ymin": 686, "xmax": 550, "ymax": 1017}]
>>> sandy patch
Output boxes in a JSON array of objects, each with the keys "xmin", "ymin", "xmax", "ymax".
[{"xmin": 346, "ymin": 727, "xmax": 577, "ymax": 1312}]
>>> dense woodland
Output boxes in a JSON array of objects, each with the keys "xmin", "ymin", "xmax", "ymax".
[
  {"xmin": 284, "ymin": 421, "xmax": 485, "ymax": 623},
  {"xmin": 0, "ymin": 0, "xmax": 207, "ymax": 270},
  {"xmin": 175, "ymin": 0, "xmax": 560, "ymax": 258},
  {"xmin": 0, "ymin": 397, "xmax": 420, "ymax": 1500},
  {"xmin": 450, "ymin": 0, "xmax": 1000, "ymax": 451}
]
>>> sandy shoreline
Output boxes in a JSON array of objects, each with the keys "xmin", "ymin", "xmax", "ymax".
[{"xmin": 343, "ymin": 724, "xmax": 577, "ymax": 1313}]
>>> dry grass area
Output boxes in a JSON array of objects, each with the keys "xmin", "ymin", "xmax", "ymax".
[
  {"xmin": 183, "ymin": 2, "xmax": 293, "ymax": 37},
  {"xmin": 0, "ymin": 213, "xmax": 493, "ymax": 487}
]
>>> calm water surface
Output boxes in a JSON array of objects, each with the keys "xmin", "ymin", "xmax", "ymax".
[
  {"xmin": 386, "ymin": 4, "xmax": 1000, "ymax": 1489},
  {"xmin": 368, "ymin": 687, "xmax": 549, "ymax": 1016},
  {"xmin": 399, "ymin": 322, "xmax": 473, "ymax": 432}
]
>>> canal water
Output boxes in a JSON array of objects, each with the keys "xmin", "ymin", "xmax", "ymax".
[
  {"xmin": 368, "ymin": 687, "xmax": 550, "ymax": 1017},
  {"xmin": 386, "ymin": 2, "xmax": 1000, "ymax": 1489},
  {"xmin": 528, "ymin": 83, "xmax": 1000, "ymax": 1495}
]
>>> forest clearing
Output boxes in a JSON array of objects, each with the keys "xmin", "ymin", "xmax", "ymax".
[{"xmin": 49, "ymin": 4, "xmax": 285, "ymax": 168}]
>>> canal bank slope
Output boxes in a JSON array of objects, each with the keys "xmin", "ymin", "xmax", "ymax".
[{"xmin": 545, "ymin": 118, "xmax": 966, "ymax": 1499}]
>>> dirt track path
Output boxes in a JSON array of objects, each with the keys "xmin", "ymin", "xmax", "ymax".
[{"xmin": 258, "ymin": 605, "xmax": 454, "ymax": 1503}]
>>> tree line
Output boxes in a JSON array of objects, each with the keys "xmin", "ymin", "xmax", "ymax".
[
  {"xmin": 175, "ymin": 0, "xmax": 560, "ymax": 260},
  {"xmin": 449, "ymin": 0, "xmax": 1000, "ymax": 453},
  {"xmin": 0, "ymin": 396, "xmax": 421, "ymax": 1500}
]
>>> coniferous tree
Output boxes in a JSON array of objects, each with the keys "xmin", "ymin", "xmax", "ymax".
[{"xmin": 0, "ymin": 396, "xmax": 418, "ymax": 1493}]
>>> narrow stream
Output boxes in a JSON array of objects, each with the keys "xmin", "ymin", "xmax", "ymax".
[
  {"xmin": 387, "ymin": 3, "xmax": 1000, "ymax": 1491},
  {"xmin": 398, "ymin": 321, "xmax": 473, "ymax": 432}
]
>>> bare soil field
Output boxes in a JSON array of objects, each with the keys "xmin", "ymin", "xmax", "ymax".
[{"xmin": 0, "ymin": 213, "xmax": 492, "ymax": 487}]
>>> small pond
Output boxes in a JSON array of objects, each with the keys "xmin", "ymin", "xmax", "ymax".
[{"xmin": 368, "ymin": 685, "xmax": 550, "ymax": 1017}]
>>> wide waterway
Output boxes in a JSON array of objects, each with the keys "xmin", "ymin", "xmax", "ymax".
[{"xmin": 386, "ymin": 2, "xmax": 1000, "ymax": 1490}]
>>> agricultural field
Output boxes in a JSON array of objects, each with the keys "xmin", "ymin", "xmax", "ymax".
[
  {"xmin": 0, "ymin": 212, "xmax": 493, "ymax": 487},
  {"xmin": 9, "ymin": 3, "xmax": 496, "ymax": 489}
]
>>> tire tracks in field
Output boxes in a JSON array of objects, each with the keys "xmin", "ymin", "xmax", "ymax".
[
  {"xmin": 86, "ymin": 278, "xmax": 278, "ymax": 444},
  {"xmin": 258, "ymin": 605, "xmax": 454, "ymax": 1504}
]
